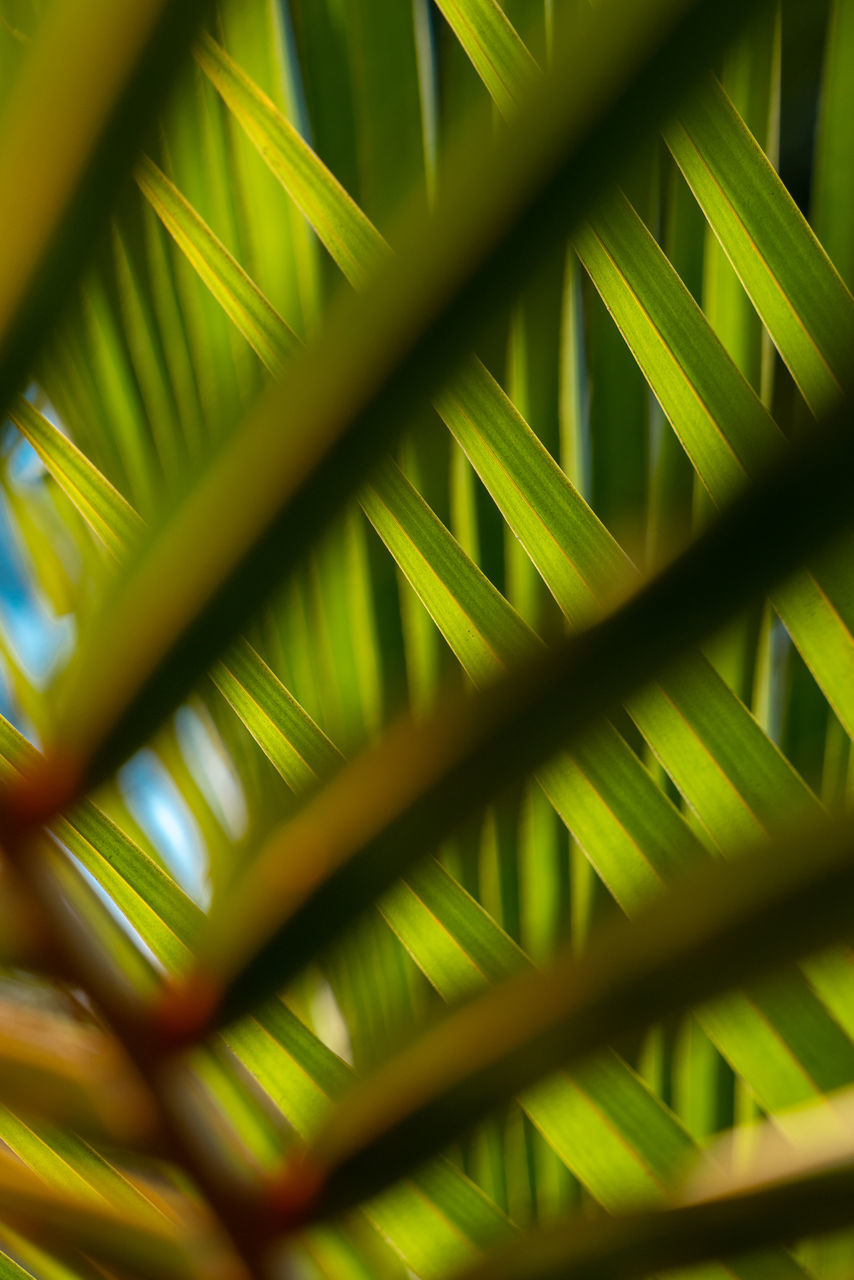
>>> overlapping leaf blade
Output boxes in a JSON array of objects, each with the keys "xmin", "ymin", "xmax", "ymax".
[
  {"xmin": 31, "ymin": 0, "xmax": 765, "ymax": 796},
  {"xmin": 8, "ymin": 327, "xmax": 823, "ymax": 1272},
  {"xmin": 154, "ymin": 36, "xmax": 854, "ymax": 1140},
  {"xmin": 2, "ymin": 2, "xmax": 854, "ymax": 1279}
]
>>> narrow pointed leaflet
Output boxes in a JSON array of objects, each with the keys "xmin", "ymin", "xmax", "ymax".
[{"xmin": 29, "ymin": 0, "xmax": 766, "ymax": 814}]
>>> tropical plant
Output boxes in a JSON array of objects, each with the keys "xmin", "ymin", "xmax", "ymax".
[{"xmin": 0, "ymin": 0, "xmax": 853, "ymax": 1277}]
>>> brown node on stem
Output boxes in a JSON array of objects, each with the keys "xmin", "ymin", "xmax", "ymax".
[
  {"xmin": 0, "ymin": 751, "xmax": 82, "ymax": 854},
  {"xmin": 150, "ymin": 969, "xmax": 222, "ymax": 1051}
]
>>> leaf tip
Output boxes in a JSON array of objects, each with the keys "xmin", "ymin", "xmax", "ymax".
[{"xmin": 0, "ymin": 751, "xmax": 81, "ymax": 847}]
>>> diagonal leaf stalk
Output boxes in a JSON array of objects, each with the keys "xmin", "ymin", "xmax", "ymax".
[
  {"xmin": 431, "ymin": 0, "xmax": 854, "ymax": 738},
  {"xmin": 0, "ymin": 814, "xmax": 271, "ymax": 1277},
  {"xmin": 137, "ymin": 99, "xmax": 823, "ymax": 885},
  {"xmin": 264, "ymin": 809, "xmax": 854, "ymax": 1226},
  {"xmin": 451, "ymin": 1119, "xmax": 854, "ymax": 1280},
  {"xmin": 8, "ymin": 800, "xmax": 517, "ymax": 1275},
  {"xmin": 0, "ymin": 759, "xmax": 260, "ymax": 1270},
  {"xmin": 5, "ymin": 5, "xmax": 834, "ymax": 1274},
  {"xmin": 0, "ymin": 1142, "xmax": 239, "ymax": 1280},
  {"xmin": 0, "ymin": 701, "xmax": 202, "ymax": 971},
  {"xmin": 135, "ymin": 156, "xmax": 703, "ymax": 906},
  {"xmin": 6, "ymin": 393, "xmax": 816, "ymax": 1263},
  {"xmin": 15, "ymin": 141, "xmax": 854, "ymax": 1161},
  {"xmin": 0, "ymin": 0, "xmax": 212, "ymax": 417},
  {"xmin": 0, "ymin": 452, "xmax": 512, "ymax": 1274},
  {"xmin": 20, "ymin": 0, "xmax": 766, "ymax": 812},
  {"xmin": 666, "ymin": 75, "xmax": 854, "ymax": 415},
  {"xmin": 0, "ymin": 994, "xmax": 157, "ymax": 1145},
  {"xmin": 574, "ymin": 194, "xmax": 854, "ymax": 736},
  {"xmin": 188, "ymin": 33, "xmax": 838, "ymax": 884},
  {"xmin": 6, "ymin": 3, "xmax": 839, "ymax": 1277},
  {"xmin": 132, "ymin": 108, "xmax": 854, "ymax": 1149},
  {"xmin": 2, "ymin": 390, "xmax": 828, "ymax": 1263},
  {"xmin": 158, "ymin": 391, "xmax": 854, "ymax": 1034},
  {"xmin": 143, "ymin": 176, "xmax": 851, "ymax": 1138},
  {"xmin": 436, "ymin": 0, "xmax": 854, "ymax": 418},
  {"xmin": 0, "ymin": 735, "xmax": 517, "ymax": 1273},
  {"xmin": 432, "ymin": 0, "xmax": 539, "ymax": 117}
]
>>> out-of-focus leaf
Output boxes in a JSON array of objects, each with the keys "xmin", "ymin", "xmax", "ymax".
[
  {"xmin": 3, "ymin": 225, "xmax": 850, "ymax": 1136},
  {"xmin": 194, "ymin": 36, "xmax": 388, "ymax": 290},
  {"xmin": 0, "ymin": 0, "xmax": 211, "ymax": 415},
  {"xmin": 0, "ymin": 996, "xmax": 155, "ymax": 1143},
  {"xmin": 0, "ymin": 1143, "xmax": 227, "ymax": 1280},
  {"xmin": 178, "ymin": 32, "xmax": 824, "ymax": 870},
  {"xmin": 267, "ymin": 811, "xmax": 854, "ymax": 1222},
  {"xmin": 666, "ymin": 75, "xmax": 854, "ymax": 413},
  {"xmin": 0, "ymin": 1251, "xmax": 34, "ymax": 1280},
  {"xmin": 167, "ymin": 388, "xmax": 854, "ymax": 1029},
  {"xmin": 0, "ymin": 388, "xmax": 757, "ymax": 1233},
  {"xmin": 385, "ymin": 863, "xmax": 812, "ymax": 1280},
  {"xmin": 432, "ymin": 0, "xmax": 539, "ymax": 118},
  {"xmin": 12, "ymin": 369, "xmax": 818, "ymax": 1256},
  {"xmin": 212, "ymin": 640, "xmax": 341, "ymax": 793},
  {"xmin": 428, "ymin": 0, "xmax": 854, "ymax": 814},
  {"xmin": 35, "ymin": 0, "xmax": 766, "ymax": 799},
  {"xmin": 453, "ymin": 1152, "xmax": 854, "ymax": 1280},
  {"xmin": 225, "ymin": 1004, "xmax": 513, "ymax": 1277},
  {"xmin": 577, "ymin": 189, "xmax": 854, "ymax": 738},
  {"xmin": 140, "ymin": 71, "xmax": 808, "ymax": 909},
  {"xmin": 576, "ymin": 196, "xmax": 780, "ymax": 495},
  {"xmin": 135, "ymin": 157, "xmax": 300, "ymax": 379},
  {"xmin": 0, "ymin": 713, "xmax": 201, "ymax": 970}
]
